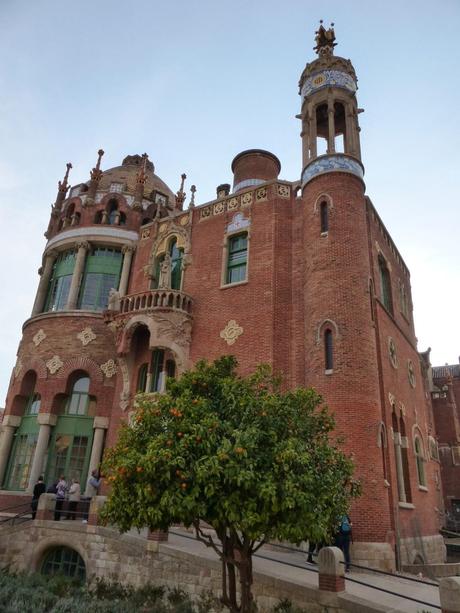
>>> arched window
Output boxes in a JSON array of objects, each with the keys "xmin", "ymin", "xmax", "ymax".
[
  {"xmin": 45, "ymin": 249, "xmax": 76, "ymax": 312},
  {"xmin": 399, "ymin": 416, "xmax": 412, "ymax": 502},
  {"xmin": 414, "ymin": 436, "xmax": 426, "ymax": 487},
  {"xmin": 324, "ymin": 328, "xmax": 333, "ymax": 371},
  {"xmin": 378, "ymin": 423, "xmax": 388, "ymax": 481},
  {"xmin": 27, "ymin": 393, "xmax": 41, "ymax": 415},
  {"xmin": 320, "ymin": 201, "xmax": 329, "ymax": 233},
  {"xmin": 67, "ymin": 376, "xmax": 90, "ymax": 415},
  {"xmin": 378, "ymin": 255, "xmax": 393, "ymax": 315},
  {"xmin": 41, "ymin": 546, "xmax": 86, "ymax": 581},
  {"xmin": 137, "ymin": 363, "xmax": 148, "ymax": 392},
  {"xmin": 169, "ymin": 238, "xmax": 183, "ymax": 290},
  {"xmin": 108, "ymin": 200, "xmax": 119, "ymax": 225}
]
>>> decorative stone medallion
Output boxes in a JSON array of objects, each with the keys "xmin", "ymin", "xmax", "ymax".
[
  {"xmin": 256, "ymin": 187, "xmax": 267, "ymax": 202},
  {"xmin": 101, "ymin": 359, "xmax": 118, "ymax": 378},
  {"xmin": 179, "ymin": 214, "xmax": 190, "ymax": 226},
  {"xmin": 277, "ymin": 184, "xmax": 290, "ymax": 198},
  {"xmin": 33, "ymin": 329, "xmax": 46, "ymax": 347},
  {"xmin": 141, "ymin": 228, "xmax": 151, "ymax": 240},
  {"xmin": 77, "ymin": 327, "xmax": 97, "ymax": 346},
  {"xmin": 220, "ymin": 320, "xmax": 243, "ymax": 346},
  {"xmin": 213, "ymin": 201, "xmax": 225, "ymax": 215},
  {"xmin": 46, "ymin": 355, "xmax": 63, "ymax": 375},
  {"xmin": 407, "ymin": 360, "xmax": 416, "ymax": 388},
  {"xmin": 241, "ymin": 192, "xmax": 253, "ymax": 206},
  {"xmin": 227, "ymin": 197, "xmax": 239, "ymax": 211},
  {"xmin": 388, "ymin": 337, "xmax": 398, "ymax": 369},
  {"xmin": 200, "ymin": 206, "xmax": 211, "ymax": 220}
]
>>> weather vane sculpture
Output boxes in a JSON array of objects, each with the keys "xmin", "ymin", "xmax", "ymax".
[{"xmin": 314, "ymin": 20, "xmax": 336, "ymax": 56}]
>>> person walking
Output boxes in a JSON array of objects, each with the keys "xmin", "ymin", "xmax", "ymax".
[
  {"xmin": 54, "ymin": 475, "xmax": 67, "ymax": 521},
  {"xmin": 31, "ymin": 476, "xmax": 46, "ymax": 520},
  {"xmin": 67, "ymin": 478, "xmax": 81, "ymax": 520},
  {"xmin": 335, "ymin": 514, "xmax": 353, "ymax": 572}
]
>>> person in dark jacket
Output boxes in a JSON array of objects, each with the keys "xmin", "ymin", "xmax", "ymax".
[
  {"xmin": 335, "ymin": 514, "xmax": 353, "ymax": 572},
  {"xmin": 31, "ymin": 476, "xmax": 46, "ymax": 520}
]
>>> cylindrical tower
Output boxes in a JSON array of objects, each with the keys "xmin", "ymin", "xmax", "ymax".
[
  {"xmin": 300, "ymin": 24, "xmax": 394, "ymax": 566},
  {"xmin": 0, "ymin": 152, "xmax": 176, "ymax": 501}
]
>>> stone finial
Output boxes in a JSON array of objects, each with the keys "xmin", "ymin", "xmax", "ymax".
[
  {"xmin": 440, "ymin": 576, "xmax": 460, "ymax": 612},
  {"xmin": 136, "ymin": 153, "xmax": 149, "ymax": 185},
  {"xmin": 54, "ymin": 162, "xmax": 73, "ymax": 211},
  {"xmin": 90, "ymin": 148, "xmax": 105, "ymax": 181},
  {"xmin": 176, "ymin": 173, "xmax": 187, "ymax": 210},
  {"xmin": 190, "ymin": 185, "xmax": 196, "ymax": 208},
  {"xmin": 314, "ymin": 20, "xmax": 336, "ymax": 56}
]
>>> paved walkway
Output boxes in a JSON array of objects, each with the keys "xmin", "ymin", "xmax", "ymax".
[{"xmin": 167, "ymin": 529, "xmax": 441, "ymax": 613}]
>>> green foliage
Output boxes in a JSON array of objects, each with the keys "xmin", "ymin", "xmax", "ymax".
[{"xmin": 101, "ymin": 356, "xmax": 359, "ymax": 545}]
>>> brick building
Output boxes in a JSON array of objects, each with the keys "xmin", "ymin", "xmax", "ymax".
[
  {"xmin": 431, "ymin": 360, "xmax": 460, "ymax": 528},
  {"xmin": 0, "ymin": 25, "xmax": 447, "ymax": 568}
]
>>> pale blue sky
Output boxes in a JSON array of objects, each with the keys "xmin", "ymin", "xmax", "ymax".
[{"xmin": 1, "ymin": 0, "xmax": 459, "ymax": 404}]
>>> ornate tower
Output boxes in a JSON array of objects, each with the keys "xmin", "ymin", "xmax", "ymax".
[{"xmin": 300, "ymin": 24, "xmax": 394, "ymax": 564}]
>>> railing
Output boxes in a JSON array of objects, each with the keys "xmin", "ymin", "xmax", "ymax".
[
  {"xmin": 0, "ymin": 502, "xmax": 33, "ymax": 527},
  {"xmin": 119, "ymin": 290, "xmax": 193, "ymax": 316}
]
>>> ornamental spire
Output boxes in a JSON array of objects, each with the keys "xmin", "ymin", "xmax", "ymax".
[
  {"xmin": 55, "ymin": 162, "xmax": 72, "ymax": 210},
  {"xmin": 86, "ymin": 148, "xmax": 104, "ymax": 206},
  {"xmin": 90, "ymin": 148, "xmax": 104, "ymax": 181},
  {"xmin": 314, "ymin": 20, "xmax": 336, "ymax": 56},
  {"xmin": 175, "ymin": 173, "xmax": 187, "ymax": 210}
]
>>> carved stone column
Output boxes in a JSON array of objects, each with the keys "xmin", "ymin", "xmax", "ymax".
[
  {"xmin": 119, "ymin": 245, "xmax": 136, "ymax": 297},
  {"xmin": 66, "ymin": 241, "xmax": 90, "ymax": 310},
  {"xmin": 31, "ymin": 250, "xmax": 57, "ymax": 316},
  {"xmin": 308, "ymin": 106, "xmax": 317, "ymax": 159},
  {"xmin": 84, "ymin": 416, "xmax": 108, "ymax": 496},
  {"xmin": 0, "ymin": 415, "xmax": 21, "ymax": 487},
  {"xmin": 27, "ymin": 414, "xmax": 57, "ymax": 493},
  {"xmin": 327, "ymin": 98, "xmax": 336, "ymax": 154}
]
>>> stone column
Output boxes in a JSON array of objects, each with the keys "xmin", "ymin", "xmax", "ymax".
[
  {"xmin": 0, "ymin": 415, "xmax": 21, "ymax": 486},
  {"xmin": 440, "ymin": 577, "xmax": 460, "ymax": 613},
  {"xmin": 85, "ymin": 416, "xmax": 108, "ymax": 496},
  {"xmin": 327, "ymin": 99, "xmax": 336, "ymax": 154},
  {"xmin": 345, "ymin": 103, "xmax": 355, "ymax": 156},
  {"xmin": 318, "ymin": 546, "xmax": 345, "ymax": 593},
  {"xmin": 31, "ymin": 250, "xmax": 57, "ymax": 316},
  {"xmin": 118, "ymin": 245, "xmax": 135, "ymax": 297},
  {"xmin": 27, "ymin": 414, "xmax": 57, "ymax": 493},
  {"xmin": 393, "ymin": 432, "xmax": 406, "ymax": 503},
  {"xmin": 66, "ymin": 241, "xmax": 90, "ymax": 310},
  {"xmin": 309, "ymin": 106, "xmax": 317, "ymax": 159}
]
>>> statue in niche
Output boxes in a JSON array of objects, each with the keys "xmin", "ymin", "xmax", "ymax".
[
  {"xmin": 158, "ymin": 253, "xmax": 172, "ymax": 289},
  {"xmin": 108, "ymin": 288, "xmax": 120, "ymax": 311}
]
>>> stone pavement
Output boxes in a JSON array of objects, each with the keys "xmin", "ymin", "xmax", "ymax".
[{"xmin": 167, "ymin": 529, "xmax": 441, "ymax": 613}]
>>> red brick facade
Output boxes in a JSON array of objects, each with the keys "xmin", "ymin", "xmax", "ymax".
[{"xmin": 0, "ymin": 28, "xmax": 448, "ymax": 568}]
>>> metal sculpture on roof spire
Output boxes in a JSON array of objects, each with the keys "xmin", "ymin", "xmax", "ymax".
[
  {"xmin": 58, "ymin": 162, "xmax": 72, "ymax": 194},
  {"xmin": 314, "ymin": 20, "xmax": 336, "ymax": 56},
  {"xmin": 136, "ymin": 153, "xmax": 149, "ymax": 185},
  {"xmin": 176, "ymin": 173, "xmax": 187, "ymax": 210},
  {"xmin": 90, "ymin": 148, "xmax": 105, "ymax": 181}
]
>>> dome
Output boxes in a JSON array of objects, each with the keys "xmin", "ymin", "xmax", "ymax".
[{"xmin": 97, "ymin": 154, "xmax": 175, "ymax": 201}]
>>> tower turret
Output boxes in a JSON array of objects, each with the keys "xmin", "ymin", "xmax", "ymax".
[{"xmin": 299, "ymin": 21, "xmax": 363, "ymax": 181}]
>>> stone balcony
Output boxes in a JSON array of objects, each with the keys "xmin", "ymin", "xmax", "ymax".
[{"xmin": 118, "ymin": 289, "xmax": 193, "ymax": 317}]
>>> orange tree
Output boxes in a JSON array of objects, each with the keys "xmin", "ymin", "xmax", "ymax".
[{"xmin": 100, "ymin": 356, "xmax": 359, "ymax": 613}]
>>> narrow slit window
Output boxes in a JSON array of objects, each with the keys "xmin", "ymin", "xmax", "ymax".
[
  {"xmin": 324, "ymin": 329, "xmax": 333, "ymax": 370},
  {"xmin": 320, "ymin": 201, "xmax": 329, "ymax": 233}
]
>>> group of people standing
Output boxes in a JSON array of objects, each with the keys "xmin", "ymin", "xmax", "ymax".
[
  {"xmin": 31, "ymin": 470, "xmax": 102, "ymax": 521},
  {"xmin": 307, "ymin": 514, "xmax": 353, "ymax": 572}
]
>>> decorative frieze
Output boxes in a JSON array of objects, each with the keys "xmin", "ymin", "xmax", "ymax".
[
  {"xmin": 241, "ymin": 191, "xmax": 253, "ymax": 206},
  {"xmin": 388, "ymin": 337, "xmax": 398, "ymax": 369},
  {"xmin": 46, "ymin": 355, "xmax": 63, "ymax": 375},
  {"xmin": 277, "ymin": 184, "xmax": 290, "ymax": 198},
  {"xmin": 33, "ymin": 329, "xmax": 46, "ymax": 347},
  {"xmin": 141, "ymin": 228, "xmax": 151, "ymax": 240},
  {"xmin": 408, "ymin": 360, "xmax": 416, "ymax": 388},
  {"xmin": 101, "ymin": 359, "xmax": 118, "ymax": 378},
  {"xmin": 220, "ymin": 320, "xmax": 243, "ymax": 346},
  {"xmin": 77, "ymin": 327, "xmax": 97, "ymax": 346},
  {"xmin": 256, "ymin": 187, "xmax": 267, "ymax": 202}
]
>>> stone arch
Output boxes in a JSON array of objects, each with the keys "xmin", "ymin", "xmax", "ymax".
[
  {"xmin": 56, "ymin": 357, "xmax": 103, "ymax": 383},
  {"xmin": 99, "ymin": 192, "xmax": 129, "ymax": 211},
  {"xmin": 313, "ymin": 192, "xmax": 333, "ymax": 213},
  {"xmin": 28, "ymin": 535, "xmax": 90, "ymax": 576},
  {"xmin": 412, "ymin": 425, "xmax": 426, "ymax": 456},
  {"xmin": 377, "ymin": 421, "xmax": 387, "ymax": 447},
  {"xmin": 19, "ymin": 357, "xmax": 47, "ymax": 380},
  {"xmin": 315, "ymin": 318, "xmax": 339, "ymax": 344}
]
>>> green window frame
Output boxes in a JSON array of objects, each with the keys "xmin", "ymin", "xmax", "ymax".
[
  {"xmin": 137, "ymin": 363, "xmax": 148, "ymax": 392},
  {"xmin": 78, "ymin": 248, "xmax": 122, "ymax": 311},
  {"xmin": 151, "ymin": 238, "xmax": 184, "ymax": 290},
  {"xmin": 4, "ymin": 416, "xmax": 40, "ymax": 490},
  {"xmin": 66, "ymin": 376, "xmax": 90, "ymax": 416},
  {"xmin": 226, "ymin": 233, "xmax": 248, "ymax": 284},
  {"xmin": 27, "ymin": 393, "xmax": 41, "ymax": 415},
  {"xmin": 41, "ymin": 547, "xmax": 86, "ymax": 580},
  {"xmin": 45, "ymin": 250, "xmax": 76, "ymax": 312},
  {"xmin": 45, "ymin": 416, "xmax": 94, "ymax": 485}
]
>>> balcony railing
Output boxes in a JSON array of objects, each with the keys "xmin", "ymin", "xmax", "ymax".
[{"xmin": 119, "ymin": 289, "xmax": 193, "ymax": 316}]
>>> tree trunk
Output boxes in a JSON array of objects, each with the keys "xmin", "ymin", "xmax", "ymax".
[{"xmin": 238, "ymin": 550, "xmax": 254, "ymax": 613}]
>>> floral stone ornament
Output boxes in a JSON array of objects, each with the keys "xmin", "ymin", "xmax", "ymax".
[
  {"xmin": 33, "ymin": 329, "xmax": 46, "ymax": 346},
  {"xmin": 220, "ymin": 320, "xmax": 243, "ymax": 346},
  {"xmin": 407, "ymin": 359, "xmax": 416, "ymax": 388},
  {"xmin": 46, "ymin": 355, "xmax": 63, "ymax": 375},
  {"xmin": 101, "ymin": 359, "xmax": 118, "ymax": 378},
  {"xmin": 388, "ymin": 337, "xmax": 398, "ymax": 369},
  {"xmin": 77, "ymin": 327, "xmax": 97, "ymax": 346}
]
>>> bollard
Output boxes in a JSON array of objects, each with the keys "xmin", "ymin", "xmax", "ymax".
[
  {"xmin": 87, "ymin": 495, "xmax": 107, "ymax": 526},
  {"xmin": 318, "ymin": 546, "xmax": 346, "ymax": 593},
  {"xmin": 440, "ymin": 577, "xmax": 460, "ymax": 613},
  {"xmin": 36, "ymin": 493, "xmax": 56, "ymax": 521}
]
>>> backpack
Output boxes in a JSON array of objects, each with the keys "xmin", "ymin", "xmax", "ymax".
[{"xmin": 340, "ymin": 515, "xmax": 352, "ymax": 534}]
